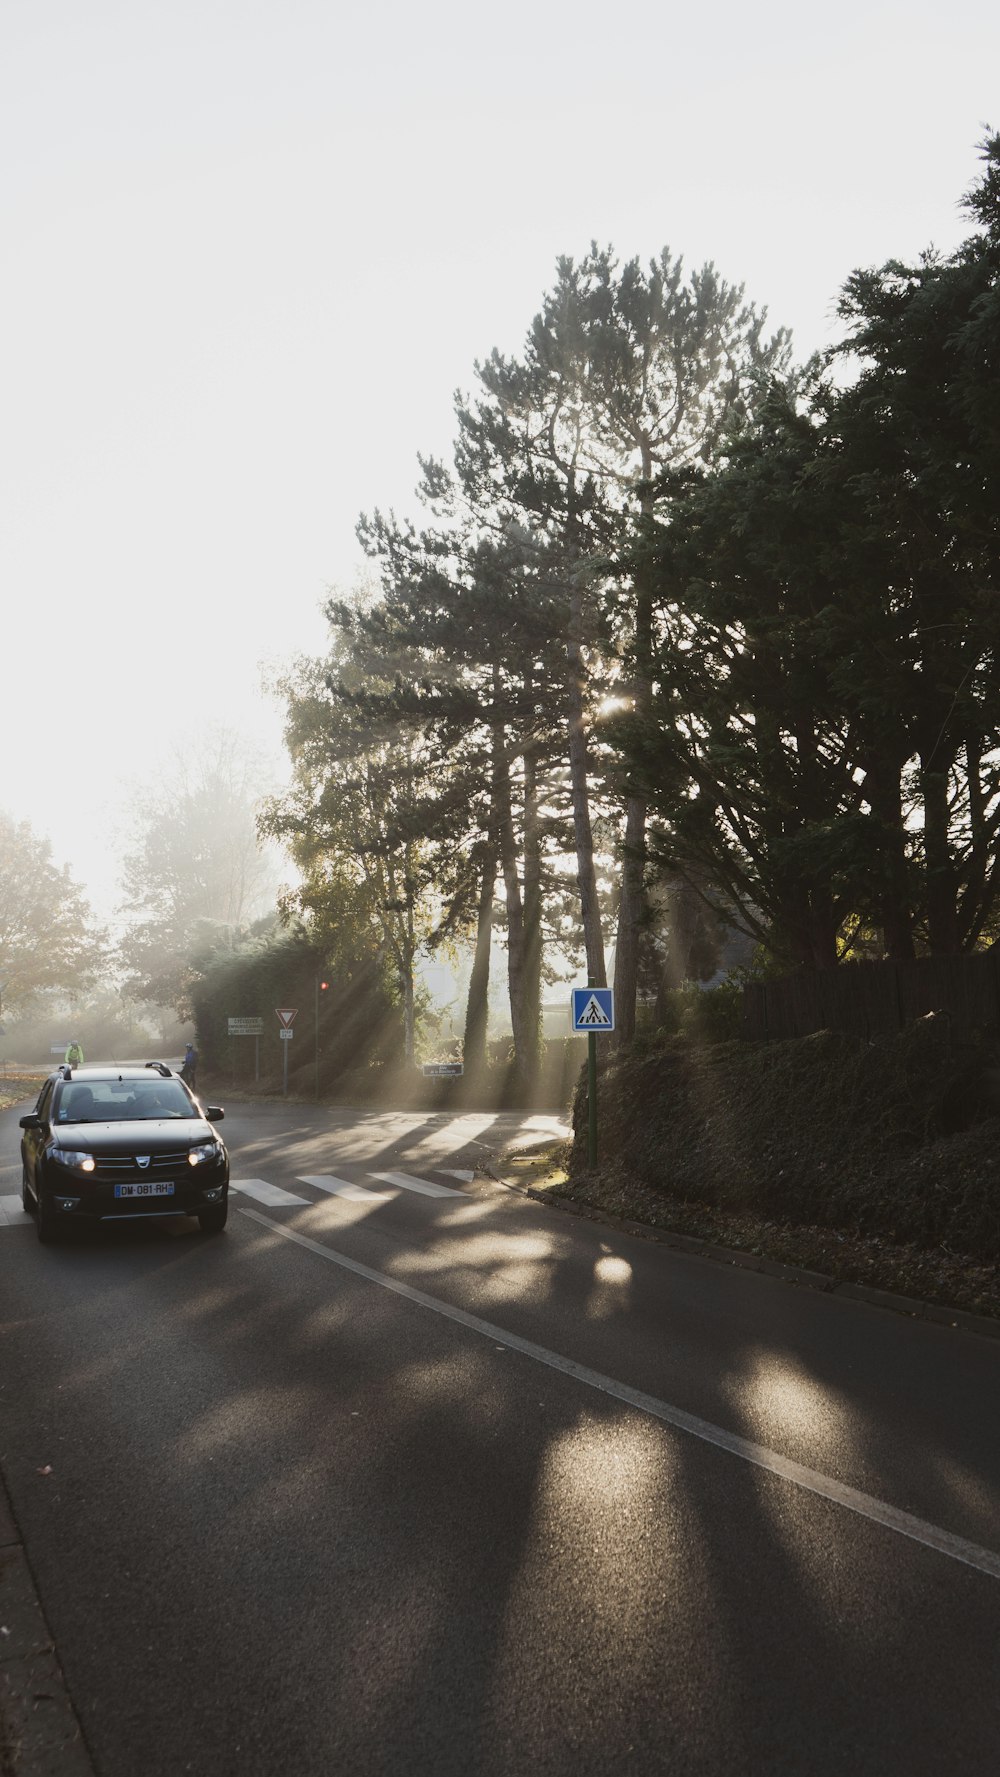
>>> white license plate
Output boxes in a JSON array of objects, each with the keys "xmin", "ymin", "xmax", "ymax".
[{"xmin": 114, "ymin": 1182, "xmax": 175, "ymax": 1199}]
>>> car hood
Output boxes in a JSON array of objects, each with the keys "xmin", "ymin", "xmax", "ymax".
[{"xmin": 52, "ymin": 1120, "xmax": 218, "ymax": 1153}]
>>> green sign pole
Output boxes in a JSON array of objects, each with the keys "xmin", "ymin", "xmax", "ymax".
[{"xmin": 587, "ymin": 974, "xmax": 598, "ymax": 1168}]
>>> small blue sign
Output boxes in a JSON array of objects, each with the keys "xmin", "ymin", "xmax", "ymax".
[{"xmin": 571, "ymin": 987, "xmax": 615, "ymax": 1032}]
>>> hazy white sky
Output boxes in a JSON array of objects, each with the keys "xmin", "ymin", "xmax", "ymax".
[{"xmin": 3, "ymin": 0, "xmax": 997, "ymax": 918}]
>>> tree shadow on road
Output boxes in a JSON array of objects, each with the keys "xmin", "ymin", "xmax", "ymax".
[{"xmin": 4, "ymin": 1160, "xmax": 1000, "ymax": 1776}]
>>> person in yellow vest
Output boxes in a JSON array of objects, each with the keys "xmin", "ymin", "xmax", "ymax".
[{"xmin": 65, "ymin": 1039, "xmax": 84, "ymax": 1069}]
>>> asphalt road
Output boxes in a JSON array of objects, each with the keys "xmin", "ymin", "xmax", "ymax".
[{"xmin": 2, "ymin": 1094, "xmax": 999, "ymax": 1776}]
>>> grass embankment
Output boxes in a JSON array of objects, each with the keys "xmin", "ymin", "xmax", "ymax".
[{"xmin": 514, "ymin": 1016, "xmax": 1000, "ymax": 1320}]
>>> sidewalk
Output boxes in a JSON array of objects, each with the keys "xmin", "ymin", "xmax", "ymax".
[{"xmin": 0, "ymin": 1479, "xmax": 93, "ymax": 1776}]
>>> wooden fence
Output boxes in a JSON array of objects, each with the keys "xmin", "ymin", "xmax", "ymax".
[{"xmin": 742, "ymin": 949, "xmax": 1000, "ymax": 1043}]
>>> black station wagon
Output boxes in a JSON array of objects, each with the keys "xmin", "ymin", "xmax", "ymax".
[{"xmin": 20, "ymin": 1063, "xmax": 229, "ymax": 1244}]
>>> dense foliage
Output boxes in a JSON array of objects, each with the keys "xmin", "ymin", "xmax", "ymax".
[
  {"xmin": 629, "ymin": 147, "xmax": 1000, "ymax": 967},
  {"xmin": 264, "ymin": 138, "xmax": 1000, "ymax": 1081},
  {"xmin": 569, "ymin": 1016, "xmax": 1000, "ymax": 1269},
  {"xmin": 0, "ymin": 809, "xmax": 103, "ymax": 1016},
  {"xmin": 189, "ymin": 924, "xmax": 404, "ymax": 1090},
  {"xmin": 119, "ymin": 732, "xmax": 282, "ymax": 1017}
]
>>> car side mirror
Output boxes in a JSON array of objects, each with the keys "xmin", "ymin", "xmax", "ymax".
[
  {"xmin": 19, "ymin": 1114, "xmax": 40, "ymax": 1129},
  {"xmin": 205, "ymin": 1106, "xmax": 225, "ymax": 1122}
]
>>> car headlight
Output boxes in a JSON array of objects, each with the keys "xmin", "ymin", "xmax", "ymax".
[
  {"xmin": 188, "ymin": 1141, "xmax": 221, "ymax": 1166},
  {"xmin": 51, "ymin": 1149, "xmax": 95, "ymax": 1172}
]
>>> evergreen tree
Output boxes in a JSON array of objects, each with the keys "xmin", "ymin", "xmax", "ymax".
[{"xmin": 625, "ymin": 138, "xmax": 1000, "ymax": 965}]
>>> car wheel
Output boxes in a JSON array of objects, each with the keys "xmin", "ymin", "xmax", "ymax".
[
  {"xmin": 36, "ymin": 1192, "xmax": 60, "ymax": 1245},
  {"xmin": 198, "ymin": 1203, "xmax": 228, "ymax": 1234},
  {"xmin": 21, "ymin": 1164, "xmax": 34, "ymax": 1215}
]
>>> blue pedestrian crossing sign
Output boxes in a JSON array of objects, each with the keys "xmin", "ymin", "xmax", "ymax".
[{"xmin": 571, "ymin": 986, "xmax": 615, "ymax": 1032}]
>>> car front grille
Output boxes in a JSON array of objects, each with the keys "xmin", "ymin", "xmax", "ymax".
[{"xmin": 92, "ymin": 1153, "xmax": 189, "ymax": 1179}]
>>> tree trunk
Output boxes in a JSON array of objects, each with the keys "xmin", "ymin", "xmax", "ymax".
[
  {"xmin": 492, "ymin": 705, "xmax": 532, "ymax": 1085},
  {"xmin": 566, "ymin": 584, "xmax": 607, "ymax": 986},
  {"xmin": 613, "ymin": 452, "xmax": 654, "ymax": 1046},
  {"xmin": 401, "ymin": 961, "xmax": 415, "ymax": 1067},
  {"xmin": 806, "ymin": 924, "xmax": 840, "ymax": 970},
  {"xmin": 960, "ymin": 736, "xmax": 993, "ymax": 947},
  {"xmin": 463, "ymin": 838, "xmax": 495, "ymax": 1078},
  {"xmin": 613, "ymin": 795, "xmax": 646, "ymax": 1041},
  {"xmin": 869, "ymin": 757, "xmax": 915, "ymax": 961},
  {"xmin": 921, "ymin": 760, "xmax": 960, "ymax": 953},
  {"xmin": 402, "ymin": 848, "xmax": 417, "ymax": 1065},
  {"xmin": 522, "ymin": 721, "xmax": 543, "ymax": 1077},
  {"xmin": 785, "ymin": 883, "xmax": 840, "ymax": 972}
]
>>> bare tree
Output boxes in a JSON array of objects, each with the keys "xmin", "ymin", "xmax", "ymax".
[{"xmin": 118, "ymin": 728, "xmax": 283, "ymax": 1014}]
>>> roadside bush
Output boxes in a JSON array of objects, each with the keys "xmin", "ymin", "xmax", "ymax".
[
  {"xmin": 641, "ymin": 980, "xmax": 745, "ymax": 1045},
  {"xmin": 192, "ymin": 927, "xmax": 404, "ymax": 1086},
  {"xmin": 572, "ymin": 1014, "xmax": 1000, "ymax": 1260}
]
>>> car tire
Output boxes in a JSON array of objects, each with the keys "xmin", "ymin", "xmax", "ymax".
[
  {"xmin": 36, "ymin": 1192, "xmax": 60, "ymax": 1245},
  {"xmin": 198, "ymin": 1203, "xmax": 228, "ymax": 1234},
  {"xmin": 21, "ymin": 1164, "xmax": 34, "ymax": 1215}
]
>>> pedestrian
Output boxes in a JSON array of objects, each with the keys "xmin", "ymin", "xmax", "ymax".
[
  {"xmin": 65, "ymin": 1038, "xmax": 84, "ymax": 1070},
  {"xmin": 180, "ymin": 1041, "xmax": 198, "ymax": 1089}
]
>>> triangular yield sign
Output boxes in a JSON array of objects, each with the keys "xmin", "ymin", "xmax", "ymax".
[
  {"xmin": 577, "ymin": 994, "xmax": 611, "ymax": 1026},
  {"xmin": 275, "ymin": 1007, "xmax": 298, "ymax": 1028}
]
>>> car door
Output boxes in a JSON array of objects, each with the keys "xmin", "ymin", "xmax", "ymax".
[{"xmin": 22, "ymin": 1078, "xmax": 54, "ymax": 1192}]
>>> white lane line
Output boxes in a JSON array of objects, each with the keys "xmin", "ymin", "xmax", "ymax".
[
  {"xmin": 297, "ymin": 1175, "xmax": 393, "ymax": 1203},
  {"xmin": 230, "ymin": 1178, "xmax": 310, "ymax": 1207},
  {"xmin": 441, "ymin": 1169, "xmax": 475, "ymax": 1183},
  {"xmin": 370, "ymin": 1170, "xmax": 462, "ymax": 1199},
  {"xmin": 0, "ymin": 1195, "xmax": 31, "ymax": 1227},
  {"xmin": 237, "ymin": 1205, "xmax": 1000, "ymax": 1584}
]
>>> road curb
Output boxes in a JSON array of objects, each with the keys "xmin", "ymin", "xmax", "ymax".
[
  {"xmin": 483, "ymin": 1168, "xmax": 1000, "ymax": 1342},
  {"xmin": 0, "ymin": 1475, "xmax": 94, "ymax": 1777}
]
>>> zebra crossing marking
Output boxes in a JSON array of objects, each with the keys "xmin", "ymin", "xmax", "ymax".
[
  {"xmin": 0, "ymin": 1169, "xmax": 475, "ymax": 1231},
  {"xmin": 229, "ymin": 1178, "xmax": 310, "ymax": 1207},
  {"xmin": 297, "ymin": 1175, "xmax": 392, "ymax": 1202},
  {"xmin": 369, "ymin": 1170, "xmax": 463, "ymax": 1199}
]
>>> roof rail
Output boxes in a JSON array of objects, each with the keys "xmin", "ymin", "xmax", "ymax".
[{"xmin": 144, "ymin": 1061, "xmax": 173, "ymax": 1077}]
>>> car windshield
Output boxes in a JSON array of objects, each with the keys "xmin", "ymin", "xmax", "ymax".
[{"xmin": 56, "ymin": 1080, "xmax": 197, "ymax": 1123}]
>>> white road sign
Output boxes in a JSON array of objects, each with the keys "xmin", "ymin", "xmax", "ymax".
[
  {"xmin": 275, "ymin": 1008, "xmax": 298, "ymax": 1028},
  {"xmin": 228, "ymin": 1017, "xmax": 264, "ymax": 1036},
  {"xmin": 279, "ymin": 1028, "xmax": 294, "ymax": 1039}
]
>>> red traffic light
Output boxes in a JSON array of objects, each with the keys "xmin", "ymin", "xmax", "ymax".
[{"xmin": 320, "ymin": 981, "xmax": 329, "ymax": 991}]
